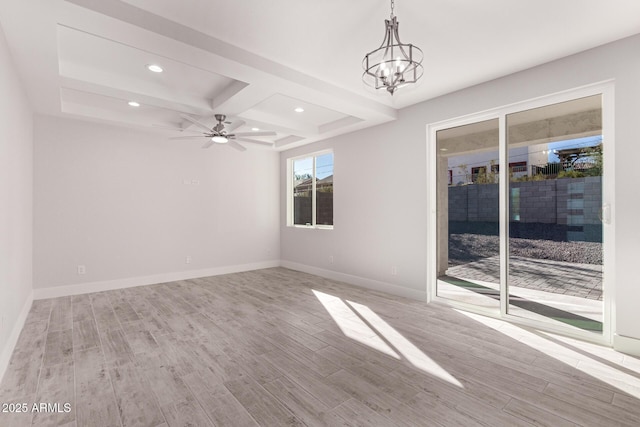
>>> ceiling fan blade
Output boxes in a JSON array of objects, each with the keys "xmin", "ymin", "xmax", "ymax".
[
  {"xmin": 169, "ymin": 136, "xmax": 206, "ymax": 140},
  {"xmin": 234, "ymin": 131, "xmax": 277, "ymax": 137},
  {"xmin": 227, "ymin": 140, "xmax": 247, "ymax": 152},
  {"xmin": 225, "ymin": 119, "xmax": 245, "ymax": 133},
  {"xmin": 235, "ymin": 137, "xmax": 273, "ymax": 146},
  {"xmin": 202, "ymin": 140, "xmax": 215, "ymax": 149},
  {"xmin": 180, "ymin": 114, "xmax": 213, "ymax": 132},
  {"xmin": 153, "ymin": 124, "xmax": 201, "ymax": 133}
]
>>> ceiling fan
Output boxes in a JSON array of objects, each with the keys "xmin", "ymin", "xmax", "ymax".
[{"xmin": 169, "ymin": 114, "xmax": 276, "ymax": 151}]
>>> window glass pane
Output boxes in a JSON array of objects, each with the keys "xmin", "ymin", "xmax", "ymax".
[
  {"xmin": 436, "ymin": 119, "xmax": 500, "ymax": 310},
  {"xmin": 293, "ymin": 157, "xmax": 313, "ymax": 225},
  {"xmin": 507, "ymin": 94, "xmax": 603, "ymax": 333},
  {"xmin": 315, "ymin": 153, "xmax": 334, "ymax": 226}
]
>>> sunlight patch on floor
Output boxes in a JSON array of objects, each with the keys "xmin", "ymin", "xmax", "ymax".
[
  {"xmin": 347, "ymin": 300, "xmax": 463, "ymax": 387},
  {"xmin": 455, "ymin": 309, "xmax": 640, "ymax": 398},
  {"xmin": 312, "ymin": 290, "xmax": 400, "ymax": 358},
  {"xmin": 313, "ymin": 290, "xmax": 462, "ymax": 387}
]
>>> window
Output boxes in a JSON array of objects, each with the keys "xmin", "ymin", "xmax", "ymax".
[
  {"xmin": 289, "ymin": 151, "xmax": 333, "ymax": 228},
  {"xmin": 471, "ymin": 166, "xmax": 486, "ymax": 183},
  {"xmin": 491, "ymin": 161, "xmax": 527, "ymax": 173},
  {"xmin": 509, "ymin": 161, "xmax": 527, "ymax": 173}
]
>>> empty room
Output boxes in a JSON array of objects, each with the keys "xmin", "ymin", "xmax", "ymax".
[{"xmin": 2, "ymin": 0, "xmax": 640, "ymax": 426}]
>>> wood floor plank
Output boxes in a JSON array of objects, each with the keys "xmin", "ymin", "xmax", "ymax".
[
  {"xmin": 184, "ymin": 339, "xmax": 247, "ymax": 383},
  {"xmin": 182, "ymin": 371, "xmax": 258, "ymax": 427},
  {"xmin": 75, "ymin": 347, "xmax": 121, "ymax": 427},
  {"xmin": 323, "ymin": 369, "xmax": 408, "ymax": 423},
  {"xmin": 26, "ymin": 299, "xmax": 53, "ymax": 324},
  {"xmin": 330, "ymin": 398, "xmax": 405, "ymax": 427},
  {"xmin": 49, "ymin": 297, "xmax": 73, "ymax": 332},
  {"xmin": 100, "ymin": 329, "xmax": 135, "ymax": 365},
  {"xmin": 123, "ymin": 330, "xmax": 158, "ymax": 355},
  {"xmin": 265, "ymin": 332, "xmax": 340, "ymax": 377},
  {"xmin": 221, "ymin": 345, "xmax": 283, "ymax": 385},
  {"xmin": 108, "ymin": 361, "xmax": 165, "ymax": 427},
  {"xmin": 313, "ymin": 329, "xmax": 399, "ymax": 372},
  {"xmin": 225, "ymin": 375, "xmax": 304, "ymax": 426},
  {"xmin": 108, "ymin": 295, "xmax": 141, "ymax": 324},
  {"xmin": 90, "ymin": 294, "xmax": 122, "ymax": 332},
  {"xmin": 612, "ymin": 391, "xmax": 640, "ymax": 419},
  {"xmin": 43, "ymin": 329, "xmax": 73, "ymax": 367},
  {"xmin": 0, "ymin": 320, "xmax": 47, "ymax": 399},
  {"xmin": 31, "ymin": 361, "xmax": 75, "ymax": 427},
  {"xmin": 72, "ymin": 294, "xmax": 94, "ymax": 323},
  {"xmin": 262, "ymin": 376, "xmax": 331, "ymax": 427},
  {"xmin": 389, "ymin": 362, "xmax": 512, "ymax": 411},
  {"xmin": 73, "ymin": 319, "xmax": 100, "ymax": 352},
  {"xmin": 259, "ymin": 348, "xmax": 351, "ymax": 409},
  {"xmin": 160, "ymin": 395, "xmax": 213, "ymax": 427},
  {"xmin": 543, "ymin": 382, "xmax": 640, "ymax": 426},
  {"xmin": 503, "ymin": 398, "xmax": 579, "ymax": 427},
  {"xmin": 140, "ymin": 363, "xmax": 193, "ymax": 407}
]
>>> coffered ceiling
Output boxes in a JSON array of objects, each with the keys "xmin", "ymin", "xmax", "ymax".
[{"xmin": 1, "ymin": 0, "xmax": 639, "ymax": 150}]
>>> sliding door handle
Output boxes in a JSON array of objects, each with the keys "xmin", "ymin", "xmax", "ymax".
[{"xmin": 599, "ymin": 203, "xmax": 611, "ymax": 224}]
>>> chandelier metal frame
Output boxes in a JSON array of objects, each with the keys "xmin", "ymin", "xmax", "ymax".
[{"xmin": 362, "ymin": 0, "xmax": 423, "ymax": 95}]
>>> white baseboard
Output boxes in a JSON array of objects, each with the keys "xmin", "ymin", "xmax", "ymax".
[
  {"xmin": 0, "ymin": 290, "xmax": 34, "ymax": 384},
  {"xmin": 33, "ymin": 260, "xmax": 281, "ymax": 300},
  {"xmin": 613, "ymin": 333, "xmax": 640, "ymax": 357},
  {"xmin": 281, "ymin": 261, "xmax": 427, "ymax": 301}
]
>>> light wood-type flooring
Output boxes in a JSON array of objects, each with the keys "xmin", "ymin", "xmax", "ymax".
[{"xmin": 1, "ymin": 267, "xmax": 640, "ymax": 426}]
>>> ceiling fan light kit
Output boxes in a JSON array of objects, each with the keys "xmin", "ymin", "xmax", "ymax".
[
  {"xmin": 146, "ymin": 64, "xmax": 163, "ymax": 73},
  {"xmin": 362, "ymin": 0, "xmax": 423, "ymax": 95},
  {"xmin": 211, "ymin": 135, "xmax": 228, "ymax": 144}
]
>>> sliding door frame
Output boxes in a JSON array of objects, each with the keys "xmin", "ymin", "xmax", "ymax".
[{"xmin": 427, "ymin": 81, "xmax": 615, "ymax": 346}]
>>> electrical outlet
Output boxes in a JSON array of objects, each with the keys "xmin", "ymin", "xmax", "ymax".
[
  {"xmin": 77, "ymin": 265, "xmax": 86, "ymax": 275},
  {"xmin": 329, "ymin": 255, "xmax": 334, "ymax": 264},
  {"xmin": 185, "ymin": 256, "xmax": 192, "ymax": 264},
  {"xmin": 391, "ymin": 265, "xmax": 397, "ymax": 276}
]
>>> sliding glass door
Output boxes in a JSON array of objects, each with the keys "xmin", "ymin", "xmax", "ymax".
[{"xmin": 430, "ymin": 85, "xmax": 612, "ymax": 342}]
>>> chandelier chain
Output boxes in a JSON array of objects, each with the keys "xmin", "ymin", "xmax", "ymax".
[{"xmin": 390, "ymin": 0, "xmax": 395, "ymax": 18}]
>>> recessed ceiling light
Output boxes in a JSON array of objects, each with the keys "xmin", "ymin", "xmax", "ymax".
[
  {"xmin": 251, "ymin": 127, "xmax": 260, "ymax": 131},
  {"xmin": 294, "ymin": 107, "xmax": 305, "ymax": 113},
  {"xmin": 146, "ymin": 64, "xmax": 163, "ymax": 73},
  {"xmin": 128, "ymin": 101, "xmax": 140, "ymax": 107}
]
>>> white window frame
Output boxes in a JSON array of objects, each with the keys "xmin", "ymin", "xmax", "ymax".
[{"xmin": 286, "ymin": 149, "xmax": 334, "ymax": 229}]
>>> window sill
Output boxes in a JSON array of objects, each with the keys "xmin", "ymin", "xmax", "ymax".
[{"xmin": 288, "ymin": 224, "xmax": 333, "ymax": 230}]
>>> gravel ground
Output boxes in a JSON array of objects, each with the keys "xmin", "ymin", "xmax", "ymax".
[{"xmin": 449, "ymin": 233, "xmax": 603, "ymax": 266}]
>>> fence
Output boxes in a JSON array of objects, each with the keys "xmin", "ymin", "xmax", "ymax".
[
  {"xmin": 448, "ymin": 176, "xmax": 602, "ymax": 242},
  {"xmin": 293, "ymin": 192, "xmax": 333, "ymax": 225}
]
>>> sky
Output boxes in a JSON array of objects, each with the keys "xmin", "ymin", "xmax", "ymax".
[
  {"xmin": 293, "ymin": 152, "xmax": 333, "ymax": 179},
  {"xmin": 547, "ymin": 135, "xmax": 602, "ymax": 162}
]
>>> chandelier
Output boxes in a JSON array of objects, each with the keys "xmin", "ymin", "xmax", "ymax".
[{"xmin": 362, "ymin": 0, "xmax": 423, "ymax": 95}]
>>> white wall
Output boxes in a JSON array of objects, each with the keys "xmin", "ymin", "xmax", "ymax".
[
  {"xmin": 280, "ymin": 34, "xmax": 640, "ymax": 343},
  {"xmin": 0, "ymin": 24, "xmax": 33, "ymax": 379},
  {"xmin": 34, "ymin": 116, "xmax": 280, "ymax": 293}
]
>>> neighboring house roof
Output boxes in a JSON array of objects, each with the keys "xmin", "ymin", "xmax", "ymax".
[{"xmin": 294, "ymin": 175, "xmax": 333, "ymax": 192}]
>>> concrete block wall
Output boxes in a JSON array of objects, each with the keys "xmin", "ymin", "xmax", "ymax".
[{"xmin": 448, "ymin": 177, "xmax": 602, "ymax": 241}]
